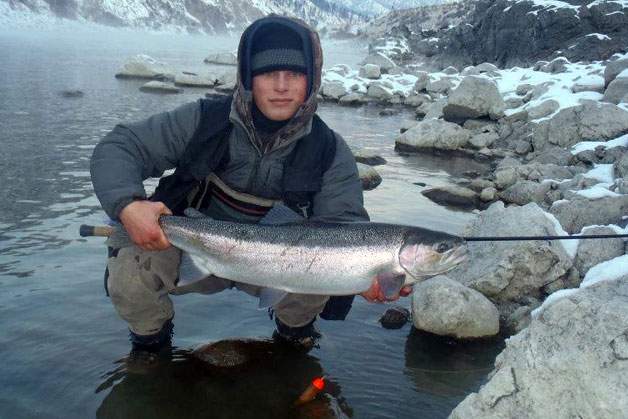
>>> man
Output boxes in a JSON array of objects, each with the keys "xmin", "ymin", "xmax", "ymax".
[{"xmin": 91, "ymin": 15, "xmax": 410, "ymax": 354}]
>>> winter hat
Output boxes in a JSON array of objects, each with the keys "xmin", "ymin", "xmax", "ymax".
[{"xmin": 250, "ymin": 23, "xmax": 306, "ymax": 77}]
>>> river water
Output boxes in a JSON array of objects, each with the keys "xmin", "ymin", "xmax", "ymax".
[{"xmin": 0, "ymin": 26, "xmax": 501, "ymax": 418}]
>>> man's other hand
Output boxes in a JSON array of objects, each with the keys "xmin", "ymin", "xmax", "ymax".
[
  {"xmin": 360, "ymin": 274, "xmax": 412, "ymax": 303},
  {"xmin": 119, "ymin": 200, "xmax": 173, "ymax": 251}
]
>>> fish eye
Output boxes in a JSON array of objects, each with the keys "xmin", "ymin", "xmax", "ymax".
[{"xmin": 436, "ymin": 243, "xmax": 451, "ymax": 253}]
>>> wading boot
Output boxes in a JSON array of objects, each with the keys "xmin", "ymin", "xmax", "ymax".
[
  {"xmin": 273, "ymin": 317, "xmax": 321, "ymax": 352},
  {"xmin": 126, "ymin": 319, "xmax": 174, "ymax": 371}
]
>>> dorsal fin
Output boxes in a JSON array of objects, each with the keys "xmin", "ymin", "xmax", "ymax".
[{"xmin": 260, "ymin": 203, "xmax": 304, "ymax": 225}]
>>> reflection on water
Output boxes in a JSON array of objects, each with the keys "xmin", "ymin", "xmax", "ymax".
[
  {"xmin": 0, "ymin": 28, "xmax": 498, "ymax": 419},
  {"xmin": 404, "ymin": 329, "xmax": 504, "ymax": 401},
  {"xmin": 96, "ymin": 341, "xmax": 350, "ymax": 419}
]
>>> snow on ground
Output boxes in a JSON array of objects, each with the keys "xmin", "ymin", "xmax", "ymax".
[
  {"xmin": 542, "ymin": 210, "xmax": 579, "ymax": 258},
  {"xmin": 322, "ymin": 65, "xmax": 418, "ymax": 97},
  {"xmin": 515, "ymin": 0, "xmax": 581, "ymax": 16},
  {"xmin": 532, "ymin": 254, "xmax": 628, "ymax": 317},
  {"xmin": 496, "ymin": 61, "xmax": 606, "ymax": 121},
  {"xmin": 583, "ymin": 164, "xmax": 615, "ymax": 183},
  {"xmin": 571, "ymin": 134, "xmax": 628, "ymax": 154}
]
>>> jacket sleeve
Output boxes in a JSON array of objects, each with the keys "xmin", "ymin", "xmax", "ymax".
[
  {"xmin": 90, "ymin": 100, "xmax": 202, "ymax": 220},
  {"xmin": 311, "ymin": 132, "xmax": 370, "ymax": 223}
]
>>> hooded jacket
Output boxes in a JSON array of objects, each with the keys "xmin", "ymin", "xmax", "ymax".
[{"xmin": 90, "ymin": 15, "xmax": 368, "ymax": 225}]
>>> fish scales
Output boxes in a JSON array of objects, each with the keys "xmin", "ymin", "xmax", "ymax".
[{"xmin": 164, "ymin": 218, "xmax": 406, "ymax": 295}]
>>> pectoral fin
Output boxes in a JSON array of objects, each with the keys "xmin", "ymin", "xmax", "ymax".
[
  {"xmin": 258, "ymin": 287, "xmax": 289, "ymax": 309},
  {"xmin": 378, "ymin": 272, "xmax": 406, "ymax": 299},
  {"xmin": 178, "ymin": 252, "xmax": 213, "ymax": 286}
]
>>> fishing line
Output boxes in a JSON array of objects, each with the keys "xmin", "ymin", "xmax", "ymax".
[{"xmin": 463, "ymin": 233, "xmax": 628, "ymax": 242}]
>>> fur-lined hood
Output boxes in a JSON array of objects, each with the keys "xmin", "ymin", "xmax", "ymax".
[{"xmin": 232, "ymin": 15, "xmax": 323, "ymax": 152}]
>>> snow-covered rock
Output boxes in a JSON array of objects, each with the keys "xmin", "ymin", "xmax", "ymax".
[
  {"xmin": 174, "ymin": 72, "xmax": 218, "ymax": 87},
  {"xmin": 358, "ymin": 64, "xmax": 381, "ymax": 80},
  {"xmin": 412, "ymin": 276, "xmax": 500, "ymax": 339},
  {"xmin": 203, "ymin": 52, "xmax": 236, "ymax": 66},
  {"xmin": 361, "ymin": 52, "xmax": 395, "ymax": 73},
  {"xmin": 322, "ymin": 81, "xmax": 347, "ymax": 100},
  {"xmin": 604, "ymin": 58, "xmax": 628, "ymax": 86},
  {"xmin": 532, "ymin": 101, "xmax": 628, "ymax": 150},
  {"xmin": 139, "ymin": 81, "xmax": 182, "ymax": 94},
  {"xmin": 115, "ymin": 54, "xmax": 174, "ymax": 80},
  {"xmin": 573, "ymin": 226, "xmax": 625, "ymax": 278},
  {"xmin": 451, "ymin": 276, "xmax": 628, "ymax": 419}
]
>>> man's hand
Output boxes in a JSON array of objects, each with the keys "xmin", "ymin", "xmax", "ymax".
[
  {"xmin": 360, "ymin": 274, "xmax": 413, "ymax": 303},
  {"xmin": 119, "ymin": 200, "xmax": 172, "ymax": 251}
]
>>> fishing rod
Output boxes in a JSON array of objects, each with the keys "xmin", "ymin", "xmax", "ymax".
[
  {"xmin": 463, "ymin": 233, "xmax": 628, "ymax": 242},
  {"xmin": 80, "ymin": 224, "xmax": 628, "ymax": 242}
]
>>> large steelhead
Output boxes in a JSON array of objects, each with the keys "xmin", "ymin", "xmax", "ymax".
[{"xmin": 150, "ymin": 207, "xmax": 467, "ymax": 304}]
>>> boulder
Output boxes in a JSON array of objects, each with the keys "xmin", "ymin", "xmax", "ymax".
[
  {"xmin": 362, "ymin": 52, "xmax": 396, "ymax": 72},
  {"xmin": 447, "ymin": 202, "xmax": 572, "ymax": 301},
  {"xmin": 480, "ymin": 187, "xmax": 498, "ymax": 202},
  {"xmin": 602, "ymin": 146, "xmax": 627, "ymax": 164},
  {"xmin": 604, "ymin": 58, "xmax": 628, "ymax": 87},
  {"xmin": 426, "ymin": 77, "xmax": 456, "ymax": 95},
  {"xmin": 413, "ymin": 71, "xmax": 429, "ymax": 92},
  {"xmin": 366, "ymin": 84, "xmax": 393, "ymax": 100},
  {"xmin": 422, "ymin": 186, "xmax": 478, "ymax": 209},
  {"xmin": 357, "ymin": 163, "xmax": 382, "ymax": 191},
  {"xmin": 616, "ymin": 152, "xmax": 628, "ymax": 178},
  {"xmin": 498, "ymin": 180, "xmax": 552, "ymax": 206},
  {"xmin": 203, "ymin": 52, "xmax": 237, "ymax": 66},
  {"xmin": 115, "ymin": 54, "xmax": 174, "ymax": 80},
  {"xmin": 443, "ymin": 76, "xmax": 506, "ymax": 122},
  {"xmin": 602, "ymin": 75, "xmax": 628, "ymax": 105},
  {"xmin": 359, "ymin": 64, "xmax": 381, "ymax": 80},
  {"xmin": 450, "ymin": 278, "xmax": 628, "ymax": 419},
  {"xmin": 352, "ymin": 149, "xmax": 387, "ymax": 166},
  {"xmin": 395, "ymin": 119, "xmax": 472, "ymax": 153},
  {"xmin": 322, "ymin": 82, "xmax": 347, "ymax": 100},
  {"xmin": 338, "ymin": 93, "xmax": 368, "ymax": 106},
  {"xmin": 404, "ymin": 93, "xmax": 431, "ymax": 107},
  {"xmin": 574, "ymin": 226, "xmax": 625, "ymax": 278},
  {"xmin": 532, "ymin": 101, "xmax": 628, "ymax": 150},
  {"xmin": 469, "ymin": 132, "xmax": 498, "ymax": 149},
  {"xmin": 526, "ymin": 146, "xmax": 575, "ymax": 166},
  {"xmin": 526, "ymin": 99, "xmax": 559, "ymax": 120},
  {"xmin": 412, "ymin": 276, "xmax": 500, "ymax": 338},
  {"xmin": 539, "ymin": 57, "xmax": 570, "ymax": 74},
  {"xmin": 139, "ymin": 81, "xmax": 182, "ymax": 94},
  {"xmin": 550, "ymin": 196, "xmax": 628, "ymax": 234},
  {"xmin": 442, "ymin": 66, "xmax": 459, "ymax": 75},
  {"xmin": 424, "ymin": 98, "xmax": 447, "ymax": 119},
  {"xmin": 174, "ymin": 73, "xmax": 218, "ymax": 87}
]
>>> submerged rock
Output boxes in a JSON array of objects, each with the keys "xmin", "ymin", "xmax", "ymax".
[
  {"xmin": 412, "ymin": 276, "xmax": 500, "ymax": 339},
  {"xmin": 357, "ymin": 163, "xmax": 382, "ymax": 191},
  {"xmin": 422, "ymin": 186, "xmax": 478, "ymax": 209},
  {"xmin": 451, "ymin": 277, "xmax": 628, "ymax": 419},
  {"xmin": 60, "ymin": 89, "xmax": 84, "ymax": 98},
  {"xmin": 379, "ymin": 307, "xmax": 410, "ymax": 329}
]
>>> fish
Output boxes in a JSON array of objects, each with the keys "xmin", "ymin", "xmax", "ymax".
[{"xmin": 107, "ymin": 205, "xmax": 467, "ymax": 308}]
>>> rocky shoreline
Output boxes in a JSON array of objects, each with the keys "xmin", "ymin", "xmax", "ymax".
[{"xmin": 112, "ymin": 45, "xmax": 628, "ymax": 417}]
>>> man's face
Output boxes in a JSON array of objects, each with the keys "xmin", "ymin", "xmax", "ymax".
[{"xmin": 252, "ymin": 71, "xmax": 308, "ymax": 121}]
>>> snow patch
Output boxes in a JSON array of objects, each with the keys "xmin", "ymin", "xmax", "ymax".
[{"xmin": 571, "ymin": 134, "xmax": 628, "ymax": 154}]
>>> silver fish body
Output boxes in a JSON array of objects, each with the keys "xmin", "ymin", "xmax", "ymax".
[{"xmin": 160, "ymin": 216, "xmax": 467, "ymax": 297}]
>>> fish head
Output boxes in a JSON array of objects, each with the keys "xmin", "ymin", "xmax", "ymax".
[{"xmin": 398, "ymin": 228, "xmax": 467, "ymax": 282}]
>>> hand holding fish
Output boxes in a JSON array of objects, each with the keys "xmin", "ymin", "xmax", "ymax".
[
  {"xmin": 119, "ymin": 200, "xmax": 172, "ymax": 251},
  {"xmin": 361, "ymin": 275, "xmax": 413, "ymax": 303}
]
